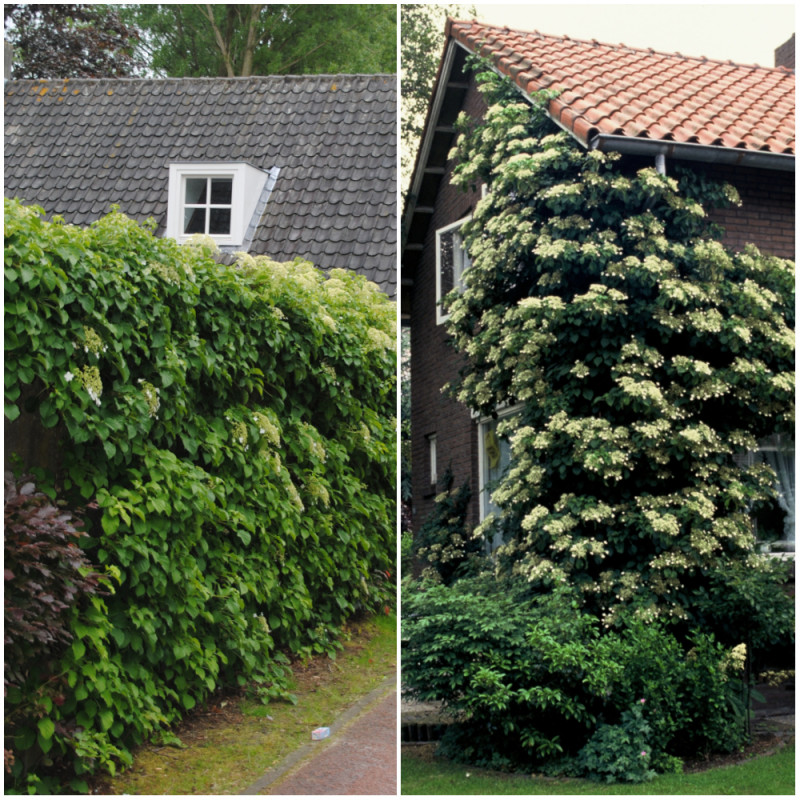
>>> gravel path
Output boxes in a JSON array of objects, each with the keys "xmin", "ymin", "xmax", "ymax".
[{"xmin": 240, "ymin": 676, "xmax": 397, "ymax": 796}]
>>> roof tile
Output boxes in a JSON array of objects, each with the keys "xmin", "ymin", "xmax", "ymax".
[{"xmin": 449, "ymin": 20, "xmax": 794, "ymax": 155}]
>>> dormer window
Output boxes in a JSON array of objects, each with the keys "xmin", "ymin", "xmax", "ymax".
[
  {"xmin": 436, "ymin": 215, "xmax": 471, "ymax": 325},
  {"xmin": 167, "ymin": 162, "xmax": 279, "ymax": 249}
]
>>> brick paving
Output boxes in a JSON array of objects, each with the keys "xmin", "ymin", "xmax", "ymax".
[{"xmin": 240, "ymin": 677, "xmax": 396, "ymax": 796}]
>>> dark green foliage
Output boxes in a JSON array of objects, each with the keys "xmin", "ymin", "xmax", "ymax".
[
  {"xmin": 402, "ymin": 578, "xmax": 751, "ymax": 779},
  {"xmin": 577, "ymin": 703, "xmax": 657, "ymax": 783},
  {"xmin": 692, "ymin": 558, "xmax": 795, "ymax": 652},
  {"xmin": 412, "ymin": 469, "xmax": 483, "ymax": 585},
  {"xmin": 4, "ymin": 199, "xmax": 396, "ymax": 791}
]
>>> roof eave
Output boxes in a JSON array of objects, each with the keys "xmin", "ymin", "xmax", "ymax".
[
  {"xmin": 401, "ymin": 39, "xmax": 459, "ymax": 250},
  {"xmin": 590, "ymin": 134, "xmax": 795, "ymax": 172}
]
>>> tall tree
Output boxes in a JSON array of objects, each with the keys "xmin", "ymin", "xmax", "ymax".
[
  {"xmin": 400, "ymin": 3, "xmax": 476, "ymax": 192},
  {"xmin": 126, "ymin": 4, "xmax": 396, "ymax": 79},
  {"xmin": 3, "ymin": 4, "xmax": 142, "ymax": 79}
]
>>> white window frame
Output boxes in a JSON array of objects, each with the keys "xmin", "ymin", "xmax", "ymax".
[
  {"xmin": 435, "ymin": 215, "xmax": 472, "ymax": 325},
  {"xmin": 166, "ymin": 162, "xmax": 271, "ymax": 247}
]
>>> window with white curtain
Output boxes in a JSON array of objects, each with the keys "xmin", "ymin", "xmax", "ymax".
[
  {"xmin": 736, "ymin": 433, "xmax": 795, "ymax": 551},
  {"xmin": 478, "ymin": 406, "xmax": 520, "ymax": 552}
]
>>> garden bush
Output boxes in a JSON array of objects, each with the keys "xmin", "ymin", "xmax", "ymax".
[
  {"xmin": 4, "ymin": 199, "xmax": 396, "ymax": 791},
  {"xmin": 402, "ymin": 577, "xmax": 751, "ymax": 780}
]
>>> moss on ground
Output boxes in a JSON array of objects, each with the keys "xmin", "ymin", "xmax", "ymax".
[{"xmin": 103, "ymin": 613, "xmax": 396, "ymax": 795}]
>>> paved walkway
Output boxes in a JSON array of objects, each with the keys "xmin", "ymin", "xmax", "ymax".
[{"xmin": 240, "ymin": 676, "xmax": 397, "ymax": 795}]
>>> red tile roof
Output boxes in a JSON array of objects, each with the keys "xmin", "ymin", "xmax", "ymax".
[{"xmin": 448, "ymin": 19, "xmax": 795, "ymax": 156}]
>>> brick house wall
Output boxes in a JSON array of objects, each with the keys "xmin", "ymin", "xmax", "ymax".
[
  {"xmin": 705, "ymin": 164, "xmax": 795, "ymax": 260},
  {"xmin": 409, "ymin": 75, "xmax": 795, "ymax": 536},
  {"xmin": 409, "ymin": 75, "xmax": 486, "ymax": 533}
]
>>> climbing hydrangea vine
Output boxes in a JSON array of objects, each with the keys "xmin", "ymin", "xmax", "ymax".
[
  {"xmin": 4, "ymin": 198, "xmax": 396, "ymax": 791},
  {"xmin": 444, "ymin": 70, "xmax": 794, "ymax": 631}
]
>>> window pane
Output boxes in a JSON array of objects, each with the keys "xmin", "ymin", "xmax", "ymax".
[
  {"xmin": 183, "ymin": 207, "xmax": 206, "ymax": 234},
  {"xmin": 454, "ymin": 231, "xmax": 470, "ymax": 287},
  {"xmin": 185, "ymin": 177, "xmax": 207, "ymax": 204},
  {"xmin": 210, "ymin": 178, "xmax": 233, "ymax": 205},
  {"xmin": 439, "ymin": 230, "xmax": 455, "ymax": 296},
  {"xmin": 209, "ymin": 208, "xmax": 231, "ymax": 235}
]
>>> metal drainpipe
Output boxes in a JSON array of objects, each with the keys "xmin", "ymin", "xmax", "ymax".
[{"xmin": 655, "ymin": 153, "xmax": 666, "ymax": 175}]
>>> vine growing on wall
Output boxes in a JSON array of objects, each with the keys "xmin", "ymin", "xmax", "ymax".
[
  {"xmin": 443, "ymin": 69, "xmax": 794, "ymax": 636},
  {"xmin": 4, "ymin": 199, "xmax": 396, "ymax": 792}
]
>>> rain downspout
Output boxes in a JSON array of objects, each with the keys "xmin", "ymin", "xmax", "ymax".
[{"xmin": 655, "ymin": 152, "xmax": 666, "ymax": 175}]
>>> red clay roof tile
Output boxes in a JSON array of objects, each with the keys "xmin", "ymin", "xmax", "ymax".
[{"xmin": 449, "ymin": 19, "xmax": 795, "ymax": 155}]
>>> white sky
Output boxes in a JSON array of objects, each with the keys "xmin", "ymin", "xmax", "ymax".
[{"xmin": 469, "ymin": 2, "xmax": 795, "ymax": 67}]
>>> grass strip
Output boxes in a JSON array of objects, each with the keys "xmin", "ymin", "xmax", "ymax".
[
  {"xmin": 401, "ymin": 740, "xmax": 794, "ymax": 795},
  {"xmin": 106, "ymin": 612, "xmax": 396, "ymax": 795}
]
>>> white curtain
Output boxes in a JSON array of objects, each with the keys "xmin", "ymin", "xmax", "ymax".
[{"xmin": 762, "ymin": 436, "xmax": 795, "ymax": 544}]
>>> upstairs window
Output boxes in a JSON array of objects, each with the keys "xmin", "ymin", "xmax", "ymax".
[
  {"xmin": 166, "ymin": 162, "xmax": 278, "ymax": 248},
  {"xmin": 436, "ymin": 215, "xmax": 471, "ymax": 325}
]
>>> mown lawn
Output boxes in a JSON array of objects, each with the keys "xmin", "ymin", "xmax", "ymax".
[{"xmin": 401, "ymin": 740, "xmax": 795, "ymax": 795}]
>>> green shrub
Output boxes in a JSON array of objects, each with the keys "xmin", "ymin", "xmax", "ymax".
[
  {"xmin": 577, "ymin": 702, "xmax": 657, "ymax": 783},
  {"xmin": 4, "ymin": 199, "xmax": 396, "ymax": 791},
  {"xmin": 402, "ymin": 578, "xmax": 750, "ymax": 779}
]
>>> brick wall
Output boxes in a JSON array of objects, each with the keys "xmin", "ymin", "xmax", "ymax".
[{"xmin": 704, "ymin": 164, "xmax": 795, "ymax": 259}]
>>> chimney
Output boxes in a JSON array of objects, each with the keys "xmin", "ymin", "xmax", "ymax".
[
  {"xmin": 4, "ymin": 41, "xmax": 12, "ymax": 80},
  {"xmin": 774, "ymin": 34, "xmax": 795, "ymax": 69}
]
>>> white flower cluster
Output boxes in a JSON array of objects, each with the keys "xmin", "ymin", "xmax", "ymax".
[
  {"xmin": 643, "ymin": 509, "xmax": 680, "ymax": 537},
  {"xmin": 252, "ymin": 412, "xmax": 281, "ymax": 447},
  {"xmin": 81, "ymin": 326, "xmax": 108, "ymax": 357},
  {"xmin": 304, "ymin": 476, "xmax": 330, "ymax": 507},
  {"xmin": 137, "ymin": 379, "xmax": 160, "ymax": 418},
  {"xmin": 722, "ymin": 643, "xmax": 748, "ymax": 674},
  {"xmin": 67, "ymin": 365, "xmax": 103, "ymax": 406}
]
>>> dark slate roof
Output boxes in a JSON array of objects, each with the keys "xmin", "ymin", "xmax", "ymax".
[{"xmin": 4, "ymin": 74, "xmax": 397, "ymax": 296}]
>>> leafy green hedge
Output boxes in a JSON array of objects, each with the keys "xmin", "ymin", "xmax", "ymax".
[{"xmin": 4, "ymin": 199, "xmax": 396, "ymax": 791}]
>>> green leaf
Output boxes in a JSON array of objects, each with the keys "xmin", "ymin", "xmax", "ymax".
[{"xmin": 37, "ymin": 717, "xmax": 55, "ymax": 741}]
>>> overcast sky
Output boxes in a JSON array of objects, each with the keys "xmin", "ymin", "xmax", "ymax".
[{"xmin": 468, "ymin": 2, "xmax": 795, "ymax": 68}]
